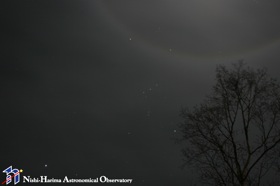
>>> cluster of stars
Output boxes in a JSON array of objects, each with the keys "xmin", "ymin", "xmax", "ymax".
[{"xmin": 142, "ymin": 83, "xmax": 159, "ymax": 95}]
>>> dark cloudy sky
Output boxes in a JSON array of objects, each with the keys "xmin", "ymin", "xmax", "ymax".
[{"xmin": 1, "ymin": 0, "xmax": 280, "ymax": 185}]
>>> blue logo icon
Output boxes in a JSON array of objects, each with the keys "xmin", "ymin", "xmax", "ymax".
[{"xmin": 2, "ymin": 166, "xmax": 20, "ymax": 185}]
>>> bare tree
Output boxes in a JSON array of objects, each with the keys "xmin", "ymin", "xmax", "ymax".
[{"xmin": 179, "ymin": 62, "xmax": 280, "ymax": 186}]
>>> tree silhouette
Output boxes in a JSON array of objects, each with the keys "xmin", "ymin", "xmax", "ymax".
[{"xmin": 179, "ymin": 62, "xmax": 280, "ymax": 186}]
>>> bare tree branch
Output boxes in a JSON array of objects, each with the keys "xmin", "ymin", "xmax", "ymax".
[{"xmin": 178, "ymin": 62, "xmax": 280, "ymax": 185}]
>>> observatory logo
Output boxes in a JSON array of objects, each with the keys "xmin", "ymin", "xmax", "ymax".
[
  {"xmin": 2, "ymin": 166, "xmax": 21, "ymax": 185},
  {"xmin": 2, "ymin": 165, "xmax": 133, "ymax": 184}
]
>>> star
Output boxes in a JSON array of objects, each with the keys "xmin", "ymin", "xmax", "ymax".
[
  {"xmin": 19, "ymin": 169, "xmax": 23, "ymax": 173},
  {"xmin": 169, "ymin": 48, "xmax": 172, "ymax": 52},
  {"xmin": 155, "ymin": 26, "xmax": 161, "ymax": 32},
  {"xmin": 129, "ymin": 38, "xmax": 132, "ymax": 41},
  {"xmin": 45, "ymin": 164, "xmax": 48, "ymax": 168},
  {"xmin": 173, "ymin": 130, "xmax": 177, "ymax": 133}
]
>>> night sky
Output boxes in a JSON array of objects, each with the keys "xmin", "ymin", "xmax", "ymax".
[{"xmin": 2, "ymin": 1, "xmax": 280, "ymax": 185}]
